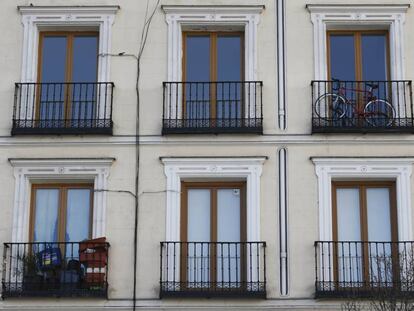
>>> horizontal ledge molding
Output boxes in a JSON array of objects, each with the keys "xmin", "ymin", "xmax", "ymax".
[
  {"xmin": 311, "ymin": 156, "xmax": 414, "ymax": 160},
  {"xmin": 5, "ymin": 135, "xmax": 414, "ymax": 146},
  {"xmin": 161, "ymin": 156, "xmax": 268, "ymax": 166},
  {"xmin": 18, "ymin": 5, "xmax": 121, "ymax": 14},
  {"xmin": 162, "ymin": 5, "xmax": 265, "ymax": 14},
  {"xmin": 160, "ymin": 156, "xmax": 268, "ymax": 160},
  {"xmin": 306, "ymin": 4, "xmax": 410, "ymax": 13},
  {"xmin": 9, "ymin": 158, "xmax": 115, "ymax": 167}
]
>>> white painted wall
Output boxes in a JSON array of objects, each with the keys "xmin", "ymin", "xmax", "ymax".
[{"xmin": 0, "ymin": 0, "xmax": 413, "ymax": 310}]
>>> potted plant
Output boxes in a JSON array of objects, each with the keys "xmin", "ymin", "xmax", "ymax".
[{"xmin": 22, "ymin": 252, "xmax": 43, "ymax": 291}]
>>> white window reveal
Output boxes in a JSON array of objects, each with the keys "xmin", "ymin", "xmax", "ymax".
[
  {"xmin": 312, "ymin": 157, "xmax": 413, "ymax": 242},
  {"xmin": 307, "ymin": 5, "xmax": 408, "ymax": 81},
  {"xmin": 19, "ymin": 5, "xmax": 119, "ymax": 83},
  {"xmin": 17, "ymin": 6, "xmax": 119, "ymax": 125},
  {"xmin": 162, "ymin": 6, "xmax": 264, "ymax": 122},
  {"xmin": 161, "ymin": 157, "xmax": 266, "ymax": 287},
  {"xmin": 9, "ymin": 158, "xmax": 114, "ymax": 243}
]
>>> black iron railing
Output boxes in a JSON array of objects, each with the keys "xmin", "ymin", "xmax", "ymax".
[
  {"xmin": 12, "ymin": 82, "xmax": 114, "ymax": 135},
  {"xmin": 160, "ymin": 241, "xmax": 266, "ymax": 298},
  {"xmin": 315, "ymin": 241, "xmax": 414, "ymax": 298},
  {"xmin": 311, "ymin": 80, "xmax": 414, "ymax": 133},
  {"xmin": 2, "ymin": 241, "xmax": 109, "ymax": 298},
  {"xmin": 162, "ymin": 81, "xmax": 263, "ymax": 134}
]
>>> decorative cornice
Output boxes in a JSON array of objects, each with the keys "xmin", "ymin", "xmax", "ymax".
[
  {"xmin": 9, "ymin": 158, "xmax": 115, "ymax": 167},
  {"xmin": 306, "ymin": 4, "xmax": 409, "ymax": 14},
  {"xmin": 162, "ymin": 5, "xmax": 265, "ymax": 15},
  {"xmin": 311, "ymin": 157, "xmax": 414, "ymax": 166},
  {"xmin": 161, "ymin": 157, "xmax": 267, "ymax": 166},
  {"xmin": 18, "ymin": 5, "xmax": 120, "ymax": 15}
]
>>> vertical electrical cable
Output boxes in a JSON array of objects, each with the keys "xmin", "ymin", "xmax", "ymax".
[{"xmin": 133, "ymin": 1, "xmax": 160, "ymax": 310}]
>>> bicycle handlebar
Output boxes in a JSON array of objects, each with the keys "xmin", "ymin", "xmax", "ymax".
[{"xmin": 330, "ymin": 78, "xmax": 378, "ymax": 91}]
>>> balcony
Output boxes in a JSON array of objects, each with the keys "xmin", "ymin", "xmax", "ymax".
[
  {"xmin": 314, "ymin": 241, "xmax": 414, "ymax": 298},
  {"xmin": 12, "ymin": 82, "xmax": 114, "ymax": 135},
  {"xmin": 2, "ymin": 240, "xmax": 109, "ymax": 298},
  {"xmin": 160, "ymin": 241, "xmax": 266, "ymax": 298},
  {"xmin": 311, "ymin": 80, "xmax": 414, "ymax": 133},
  {"xmin": 162, "ymin": 81, "xmax": 263, "ymax": 134}
]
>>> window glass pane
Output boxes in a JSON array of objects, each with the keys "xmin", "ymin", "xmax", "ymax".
[
  {"xmin": 367, "ymin": 188, "xmax": 391, "ymax": 241},
  {"xmin": 40, "ymin": 36, "xmax": 67, "ymax": 83},
  {"xmin": 217, "ymin": 35, "xmax": 242, "ymax": 81},
  {"xmin": 336, "ymin": 187, "xmax": 362, "ymax": 284},
  {"xmin": 329, "ymin": 35, "xmax": 356, "ymax": 80},
  {"xmin": 39, "ymin": 36, "xmax": 67, "ymax": 121},
  {"xmin": 66, "ymin": 189, "xmax": 91, "ymax": 258},
  {"xmin": 336, "ymin": 188, "xmax": 361, "ymax": 241},
  {"xmin": 71, "ymin": 36, "xmax": 98, "ymax": 122},
  {"xmin": 217, "ymin": 35, "xmax": 242, "ymax": 119},
  {"xmin": 187, "ymin": 189, "xmax": 210, "ymax": 285},
  {"xmin": 185, "ymin": 36, "xmax": 210, "ymax": 120},
  {"xmin": 72, "ymin": 36, "xmax": 98, "ymax": 83},
  {"xmin": 366, "ymin": 187, "xmax": 393, "ymax": 284},
  {"xmin": 361, "ymin": 34, "xmax": 388, "ymax": 81},
  {"xmin": 217, "ymin": 189, "xmax": 240, "ymax": 242},
  {"xmin": 217, "ymin": 189, "xmax": 241, "ymax": 285},
  {"xmin": 187, "ymin": 189, "xmax": 210, "ymax": 241},
  {"xmin": 185, "ymin": 35, "xmax": 210, "ymax": 82},
  {"xmin": 66, "ymin": 189, "xmax": 91, "ymax": 242},
  {"xmin": 33, "ymin": 189, "xmax": 59, "ymax": 242}
]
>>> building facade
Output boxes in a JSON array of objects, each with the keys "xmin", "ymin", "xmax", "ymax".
[{"xmin": 0, "ymin": 0, "xmax": 413, "ymax": 310}]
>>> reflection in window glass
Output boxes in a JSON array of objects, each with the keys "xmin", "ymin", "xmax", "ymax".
[
  {"xmin": 217, "ymin": 36, "xmax": 242, "ymax": 119},
  {"xmin": 329, "ymin": 35, "xmax": 355, "ymax": 81},
  {"xmin": 40, "ymin": 36, "xmax": 67, "ymax": 122},
  {"xmin": 185, "ymin": 36, "xmax": 210, "ymax": 120},
  {"xmin": 361, "ymin": 35, "xmax": 388, "ymax": 81},
  {"xmin": 41, "ymin": 36, "xmax": 67, "ymax": 83},
  {"xmin": 72, "ymin": 36, "xmax": 98, "ymax": 83},
  {"xmin": 185, "ymin": 35, "xmax": 210, "ymax": 82}
]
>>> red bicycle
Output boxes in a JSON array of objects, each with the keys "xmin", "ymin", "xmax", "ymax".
[{"xmin": 314, "ymin": 80, "xmax": 395, "ymax": 127}]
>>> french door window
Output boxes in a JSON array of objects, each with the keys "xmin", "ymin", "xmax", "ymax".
[
  {"xmin": 332, "ymin": 181, "xmax": 398, "ymax": 287},
  {"xmin": 328, "ymin": 31, "xmax": 389, "ymax": 81},
  {"xmin": 30, "ymin": 184, "xmax": 93, "ymax": 256},
  {"xmin": 37, "ymin": 32, "xmax": 98, "ymax": 125},
  {"xmin": 180, "ymin": 182, "xmax": 246, "ymax": 288},
  {"xmin": 328, "ymin": 31, "xmax": 390, "ymax": 112},
  {"xmin": 183, "ymin": 32, "xmax": 244, "ymax": 122}
]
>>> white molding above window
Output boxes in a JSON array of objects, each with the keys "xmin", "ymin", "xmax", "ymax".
[
  {"xmin": 18, "ymin": 5, "xmax": 120, "ymax": 83},
  {"xmin": 307, "ymin": 4, "xmax": 409, "ymax": 80},
  {"xmin": 162, "ymin": 5, "xmax": 264, "ymax": 82},
  {"xmin": 312, "ymin": 158, "xmax": 413, "ymax": 242},
  {"xmin": 161, "ymin": 157, "xmax": 266, "ymax": 242},
  {"xmin": 9, "ymin": 158, "xmax": 114, "ymax": 243}
]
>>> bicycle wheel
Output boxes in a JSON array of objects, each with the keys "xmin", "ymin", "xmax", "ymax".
[
  {"xmin": 314, "ymin": 93, "xmax": 347, "ymax": 121},
  {"xmin": 364, "ymin": 99, "xmax": 395, "ymax": 127}
]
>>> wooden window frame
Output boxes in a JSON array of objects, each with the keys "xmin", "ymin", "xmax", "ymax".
[
  {"xmin": 331, "ymin": 180, "xmax": 398, "ymax": 287},
  {"xmin": 29, "ymin": 183, "xmax": 94, "ymax": 243},
  {"xmin": 182, "ymin": 32, "xmax": 245, "ymax": 120},
  {"xmin": 180, "ymin": 181, "xmax": 247, "ymax": 288},
  {"xmin": 36, "ymin": 31, "xmax": 99, "ymax": 121},
  {"xmin": 327, "ymin": 30, "xmax": 391, "ymax": 81},
  {"xmin": 327, "ymin": 30, "xmax": 392, "ymax": 124}
]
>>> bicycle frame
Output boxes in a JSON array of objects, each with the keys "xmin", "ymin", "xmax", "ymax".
[{"xmin": 333, "ymin": 81, "xmax": 377, "ymax": 117}]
